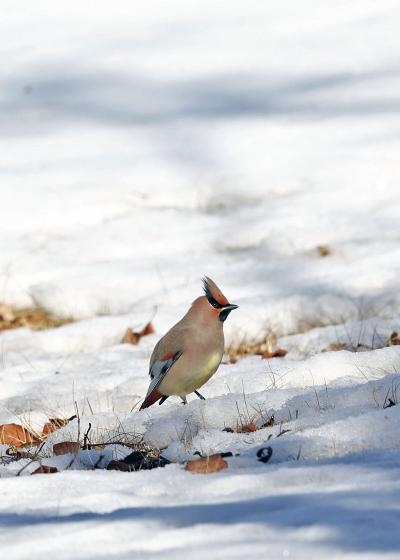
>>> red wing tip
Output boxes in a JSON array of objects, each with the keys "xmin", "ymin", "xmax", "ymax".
[{"xmin": 139, "ymin": 388, "xmax": 163, "ymax": 410}]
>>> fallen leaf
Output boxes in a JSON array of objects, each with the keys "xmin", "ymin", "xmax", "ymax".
[
  {"xmin": 316, "ymin": 245, "xmax": 332, "ymax": 257},
  {"xmin": 53, "ymin": 441, "xmax": 80, "ymax": 456},
  {"xmin": 127, "ymin": 452, "xmax": 169, "ymax": 470},
  {"xmin": 261, "ymin": 415, "xmax": 275, "ymax": 428},
  {"xmin": 262, "ymin": 348, "xmax": 288, "ymax": 359},
  {"xmin": 106, "ymin": 460, "xmax": 134, "ymax": 472},
  {"xmin": 42, "ymin": 415, "xmax": 77, "ymax": 435},
  {"xmin": 239, "ymin": 423, "xmax": 257, "ymax": 433},
  {"xmin": 32, "ymin": 465, "xmax": 58, "ymax": 475},
  {"xmin": 140, "ymin": 322, "xmax": 155, "ymax": 336},
  {"xmin": 121, "ymin": 328, "xmax": 140, "ymax": 345},
  {"xmin": 0, "ymin": 423, "xmax": 41, "ymax": 448},
  {"xmin": 121, "ymin": 322, "xmax": 155, "ymax": 345},
  {"xmin": 107, "ymin": 452, "xmax": 169, "ymax": 472},
  {"xmin": 389, "ymin": 332, "xmax": 400, "ymax": 346},
  {"xmin": 185, "ymin": 454, "xmax": 228, "ymax": 474}
]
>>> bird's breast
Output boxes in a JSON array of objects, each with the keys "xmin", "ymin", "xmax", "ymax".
[
  {"xmin": 159, "ymin": 343, "xmax": 224, "ymax": 396},
  {"xmin": 195, "ymin": 349, "xmax": 223, "ymax": 383}
]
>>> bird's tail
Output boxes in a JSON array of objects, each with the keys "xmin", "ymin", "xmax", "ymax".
[{"xmin": 139, "ymin": 388, "xmax": 163, "ymax": 410}]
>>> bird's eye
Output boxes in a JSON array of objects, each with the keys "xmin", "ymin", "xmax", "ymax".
[
  {"xmin": 203, "ymin": 282, "xmax": 224, "ymax": 308},
  {"xmin": 209, "ymin": 296, "xmax": 223, "ymax": 309}
]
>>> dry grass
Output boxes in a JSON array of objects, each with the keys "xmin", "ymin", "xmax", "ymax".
[
  {"xmin": 0, "ymin": 306, "xmax": 72, "ymax": 331},
  {"xmin": 225, "ymin": 334, "xmax": 277, "ymax": 364},
  {"xmin": 322, "ymin": 329, "xmax": 399, "ymax": 354}
]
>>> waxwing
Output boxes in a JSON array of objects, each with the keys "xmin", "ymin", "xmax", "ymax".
[{"xmin": 140, "ymin": 277, "xmax": 238, "ymax": 410}]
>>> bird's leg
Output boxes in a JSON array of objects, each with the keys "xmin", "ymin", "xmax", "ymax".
[
  {"xmin": 181, "ymin": 396, "xmax": 187, "ymax": 405},
  {"xmin": 194, "ymin": 390, "xmax": 206, "ymax": 400}
]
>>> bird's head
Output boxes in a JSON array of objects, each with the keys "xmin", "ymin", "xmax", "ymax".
[{"xmin": 200, "ymin": 276, "xmax": 238, "ymax": 322}]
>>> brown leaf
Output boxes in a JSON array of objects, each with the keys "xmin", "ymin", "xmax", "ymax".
[
  {"xmin": 316, "ymin": 245, "xmax": 332, "ymax": 257},
  {"xmin": 239, "ymin": 423, "xmax": 257, "ymax": 433},
  {"xmin": 121, "ymin": 328, "xmax": 140, "ymax": 345},
  {"xmin": 42, "ymin": 423, "xmax": 56, "ymax": 436},
  {"xmin": 185, "ymin": 454, "xmax": 228, "ymax": 474},
  {"xmin": 121, "ymin": 322, "xmax": 155, "ymax": 345},
  {"xmin": 140, "ymin": 322, "xmax": 155, "ymax": 336},
  {"xmin": 42, "ymin": 415, "xmax": 77, "ymax": 436},
  {"xmin": 106, "ymin": 460, "xmax": 134, "ymax": 472},
  {"xmin": 389, "ymin": 332, "xmax": 400, "ymax": 346},
  {"xmin": 53, "ymin": 441, "xmax": 80, "ymax": 456},
  {"xmin": 0, "ymin": 423, "xmax": 41, "ymax": 448},
  {"xmin": 32, "ymin": 465, "xmax": 58, "ymax": 475},
  {"xmin": 262, "ymin": 348, "xmax": 288, "ymax": 359},
  {"xmin": 261, "ymin": 415, "xmax": 275, "ymax": 428}
]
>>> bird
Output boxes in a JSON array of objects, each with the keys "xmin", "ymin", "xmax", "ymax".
[{"xmin": 139, "ymin": 277, "xmax": 238, "ymax": 410}]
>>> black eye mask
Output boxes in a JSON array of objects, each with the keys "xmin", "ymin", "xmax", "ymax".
[
  {"xmin": 219, "ymin": 307, "xmax": 232, "ymax": 322},
  {"xmin": 203, "ymin": 283, "xmax": 224, "ymax": 309}
]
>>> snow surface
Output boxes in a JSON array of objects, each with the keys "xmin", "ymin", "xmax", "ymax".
[{"xmin": 1, "ymin": 1, "xmax": 400, "ymax": 558}]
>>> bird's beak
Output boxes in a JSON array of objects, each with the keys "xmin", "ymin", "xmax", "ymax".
[
  {"xmin": 223, "ymin": 303, "xmax": 238, "ymax": 311},
  {"xmin": 218, "ymin": 303, "xmax": 239, "ymax": 322}
]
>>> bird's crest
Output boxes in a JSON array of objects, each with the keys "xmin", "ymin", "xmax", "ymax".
[{"xmin": 202, "ymin": 276, "xmax": 229, "ymax": 308}]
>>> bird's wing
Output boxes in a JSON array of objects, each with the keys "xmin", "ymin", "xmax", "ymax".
[
  {"xmin": 140, "ymin": 349, "xmax": 183, "ymax": 410},
  {"xmin": 140, "ymin": 322, "xmax": 186, "ymax": 410},
  {"xmin": 147, "ymin": 349, "xmax": 183, "ymax": 394}
]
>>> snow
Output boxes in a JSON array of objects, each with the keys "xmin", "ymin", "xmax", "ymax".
[{"xmin": 1, "ymin": 0, "xmax": 400, "ymax": 558}]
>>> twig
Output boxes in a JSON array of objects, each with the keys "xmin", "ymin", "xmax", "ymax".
[{"xmin": 16, "ymin": 441, "xmax": 46, "ymax": 477}]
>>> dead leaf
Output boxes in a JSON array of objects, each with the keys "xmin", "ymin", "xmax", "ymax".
[
  {"xmin": 316, "ymin": 245, "xmax": 331, "ymax": 257},
  {"xmin": 42, "ymin": 415, "xmax": 77, "ymax": 435},
  {"xmin": 262, "ymin": 415, "xmax": 275, "ymax": 428},
  {"xmin": 53, "ymin": 441, "xmax": 80, "ymax": 456},
  {"xmin": 239, "ymin": 423, "xmax": 257, "ymax": 433},
  {"xmin": 121, "ymin": 328, "xmax": 140, "ymax": 344},
  {"xmin": 0, "ymin": 423, "xmax": 41, "ymax": 448},
  {"xmin": 140, "ymin": 322, "xmax": 155, "ymax": 336},
  {"xmin": 389, "ymin": 332, "xmax": 400, "ymax": 346},
  {"xmin": 121, "ymin": 322, "xmax": 155, "ymax": 345},
  {"xmin": 32, "ymin": 465, "xmax": 58, "ymax": 475},
  {"xmin": 185, "ymin": 454, "xmax": 228, "ymax": 474},
  {"xmin": 106, "ymin": 452, "xmax": 169, "ymax": 472},
  {"xmin": 106, "ymin": 460, "xmax": 134, "ymax": 472},
  {"xmin": 262, "ymin": 348, "xmax": 288, "ymax": 359}
]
